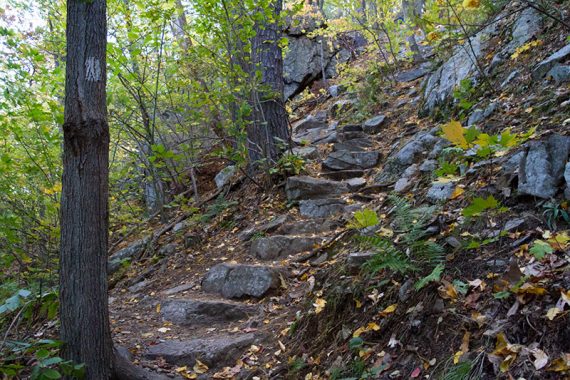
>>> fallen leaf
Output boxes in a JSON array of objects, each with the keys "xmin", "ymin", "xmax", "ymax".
[
  {"xmin": 313, "ymin": 298, "xmax": 326, "ymax": 314},
  {"xmin": 546, "ymin": 307, "xmax": 561, "ymax": 321},
  {"xmin": 193, "ymin": 359, "xmax": 209, "ymax": 374},
  {"xmin": 379, "ymin": 304, "xmax": 397, "ymax": 317},
  {"xmin": 441, "ymin": 120, "xmax": 468, "ymax": 149},
  {"xmin": 532, "ymin": 348, "xmax": 549, "ymax": 370}
]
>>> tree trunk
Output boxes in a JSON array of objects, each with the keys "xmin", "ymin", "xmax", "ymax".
[
  {"xmin": 59, "ymin": 0, "xmax": 113, "ymax": 378},
  {"xmin": 248, "ymin": 0, "xmax": 290, "ymax": 168}
]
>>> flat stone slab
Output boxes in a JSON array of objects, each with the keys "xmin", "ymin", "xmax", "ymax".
[
  {"xmin": 250, "ymin": 235, "xmax": 324, "ymax": 260},
  {"xmin": 145, "ymin": 333, "xmax": 255, "ymax": 369},
  {"xmin": 292, "ymin": 146, "xmax": 318, "ymax": 159},
  {"xmin": 322, "ymin": 169, "xmax": 366, "ymax": 180},
  {"xmin": 201, "ymin": 263, "xmax": 280, "ymax": 299},
  {"xmin": 276, "ymin": 219, "xmax": 338, "ymax": 235},
  {"xmin": 238, "ymin": 215, "xmax": 289, "ymax": 241},
  {"xmin": 286, "ymin": 176, "xmax": 348, "ymax": 201},
  {"xmin": 347, "ymin": 251, "xmax": 376, "ymax": 270},
  {"xmin": 323, "ymin": 151, "xmax": 380, "ymax": 171},
  {"xmin": 332, "ymin": 138, "xmax": 374, "ymax": 152},
  {"xmin": 362, "ymin": 115, "xmax": 386, "ymax": 134},
  {"xmin": 160, "ymin": 299, "xmax": 256, "ymax": 326},
  {"xmin": 299, "ymin": 198, "xmax": 361, "ymax": 218}
]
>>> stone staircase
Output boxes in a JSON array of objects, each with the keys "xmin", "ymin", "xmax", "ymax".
[{"xmin": 131, "ymin": 108, "xmax": 387, "ymax": 377}]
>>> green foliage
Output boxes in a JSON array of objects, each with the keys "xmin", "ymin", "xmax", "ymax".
[
  {"xmin": 529, "ymin": 240, "xmax": 553, "ymax": 260},
  {"xmin": 269, "ymin": 153, "xmax": 306, "ymax": 177},
  {"xmin": 347, "ymin": 208, "xmax": 379, "ymax": 229},
  {"xmin": 452, "ymin": 79, "xmax": 477, "ymax": 113},
  {"xmin": 358, "ymin": 195, "xmax": 445, "ymax": 278},
  {"xmin": 200, "ymin": 195, "xmax": 238, "ymax": 223},
  {"xmin": 462, "ymin": 195, "xmax": 506, "ymax": 217},
  {"xmin": 415, "ymin": 263, "xmax": 444, "ymax": 290},
  {"xmin": 542, "ymin": 200, "xmax": 570, "ymax": 230},
  {"xmin": 441, "ymin": 360, "xmax": 475, "ymax": 380}
]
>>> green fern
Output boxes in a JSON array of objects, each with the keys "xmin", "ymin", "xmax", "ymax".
[
  {"xmin": 415, "ymin": 263, "xmax": 444, "ymax": 290},
  {"xmin": 441, "ymin": 360, "xmax": 474, "ymax": 380},
  {"xmin": 358, "ymin": 235, "xmax": 416, "ymax": 275}
]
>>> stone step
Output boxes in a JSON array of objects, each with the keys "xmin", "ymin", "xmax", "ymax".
[
  {"xmin": 322, "ymin": 151, "xmax": 380, "ymax": 171},
  {"xmin": 238, "ymin": 214, "xmax": 289, "ymax": 241},
  {"xmin": 286, "ymin": 175, "xmax": 348, "ymax": 201},
  {"xmin": 332, "ymin": 138, "xmax": 373, "ymax": 152},
  {"xmin": 144, "ymin": 333, "xmax": 257, "ymax": 370},
  {"xmin": 299, "ymin": 198, "xmax": 362, "ymax": 218},
  {"xmin": 322, "ymin": 169, "xmax": 366, "ymax": 180},
  {"xmin": 201, "ymin": 263, "xmax": 281, "ymax": 299},
  {"xmin": 250, "ymin": 235, "xmax": 325, "ymax": 260},
  {"xmin": 160, "ymin": 298, "xmax": 257, "ymax": 326},
  {"xmin": 276, "ymin": 218, "xmax": 339, "ymax": 235}
]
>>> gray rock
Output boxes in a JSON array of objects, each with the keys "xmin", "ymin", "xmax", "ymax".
[
  {"xmin": 292, "ymin": 146, "xmax": 318, "ymax": 159},
  {"xmin": 158, "ymin": 243, "xmax": 177, "ymax": 256},
  {"xmin": 184, "ymin": 234, "xmax": 201, "ymax": 249},
  {"xmin": 394, "ymin": 177, "xmax": 413, "ymax": 193},
  {"xmin": 346, "ymin": 177, "xmax": 367, "ymax": 191},
  {"xmin": 286, "ymin": 176, "xmax": 348, "ymax": 201},
  {"xmin": 322, "ymin": 151, "xmax": 380, "ymax": 171},
  {"xmin": 128, "ymin": 279, "xmax": 151, "ymax": 293},
  {"xmin": 503, "ymin": 218, "xmax": 526, "ymax": 232},
  {"xmin": 362, "ymin": 115, "xmax": 387, "ymax": 134},
  {"xmin": 506, "ymin": 8, "xmax": 542, "ymax": 53},
  {"xmin": 419, "ymin": 159, "xmax": 438, "ymax": 172},
  {"xmin": 329, "ymin": 84, "xmax": 344, "ymax": 97},
  {"xmin": 403, "ymin": 164, "xmax": 419, "ymax": 178},
  {"xmin": 322, "ymin": 169, "xmax": 365, "ymax": 180},
  {"xmin": 398, "ymin": 279, "xmax": 415, "ymax": 302},
  {"xmin": 337, "ymin": 130, "xmax": 369, "ymax": 142},
  {"xmin": 518, "ymin": 135, "xmax": 570, "ymax": 198},
  {"xmin": 250, "ymin": 235, "xmax": 324, "ymax": 260},
  {"xmin": 426, "ymin": 181, "xmax": 456, "ymax": 203},
  {"xmin": 299, "ymin": 198, "xmax": 359, "ymax": 218},
  {"xmin": 163, "ymin": 283, "xmax": 194, "ymax": 296},
  {"xmin": 346, "ymin": 251, "xmax": 375, "ymax": 270},
  {"xmin": 341, "ymin": 124, "xmax": 363, "ymax": 132},
  {"xmin": 395, "ymin": 64, "xmax": 430, "ymax": 82},
  {"xmin": 293, "ymin": 125, "xmax": 337, "ymax": 145},
  {"xmin": 376, "ymin": 132, "xmax": 443, "ymax": 185},
  {"xmin": 214, "ymin": 166, "xmax": 237, "ymax": 189},
  {"xmin": 467, "ymin": 102, "xmax": 498, "ymax": 126},
  {"xmin": 501, "ymin": 70, "xmax": 520, "ymax": 88},
  {"xmin": 293, "ymin": 115, "xmax": 327, "ymax": 134},
  {"xmin": 332, "ymin": 140, "xmax": 370, "ymax": 152},
  {"xmin": 108, "ymin": 236, "xmax": 151, "ymax": 274},
  {"xmin": 238, "ymin": 214, "xmax": 289, "ymax": 241},
  {"xmin": 533, "ymin": 43, "xmax": 570, "ymax": 80},
  {"xmin": 160, "ymin": 299, "xmax": 256, "ymax": 326},
  {"xmin": 145, "ymin": 334, "xmax": 255, "ymax": 368},
  {"xmin": 276, "ymin": 219, "xmax": 338, "ymax": 235},
  {"xmin": 329, "ymin": 99, "xmax": 357, "ymax": 119},
  {"xmin": 201, "ymin": 263, "xmax": 280, "ymax": 299},
  {"xmin": 445, "ymin": 236, "xmax": 462, "ymax": 249},
  {"xmin": 564, "ymin": 162, "xmax": 570, "ymax": 199},
  {"xmin": 421, "ymin": 22, "xmax": 498, "ymax": 115},
  {"xmin": 547, "ymin": 65, "xmax": 570, "ymax": 84}
]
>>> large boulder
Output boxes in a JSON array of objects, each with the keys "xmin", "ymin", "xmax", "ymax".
[
  {"xmin": 108, "ymin": 236, "xmax": 151, "ymax": 274},
  {"xmin": 375, "ymin": 131, "xmax": 445, "ymax": 185},
  {"xmin": 201, "ymin": 263, "xmax": 280, "ymax": 299},
  {"xmin": 322, "ymin": 151, "xmax": 380, "ymax": 171},
  {"xmin": 533, "ymin": 44, "xmax": 570, "ymax": 80},
  {"xmin": 250, "ymin": 235, "xmax": 325, "ymax": 260},
  {"xmin": 160, "ymin": 299, "xmax": 256, "ymax": 326},
  {"xmin": 518, "ymin": 134, "xmax": 570, "ymax": 198},
  {"xmin": 286, "ymin": 176, "xmax": 348, "ymax": 201}
]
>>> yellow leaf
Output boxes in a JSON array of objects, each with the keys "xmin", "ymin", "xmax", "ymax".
[
  {"xmin": 453, "ymin": 350, "xmax": 463, "ymax": 364},
  {"xmin": 441, "ymin": 120, "xmax": 468, "ymax": 148},
  {"xmin": 379, "ymin": 304, "xmax": 397, "ymax": 316},
  {"xmin": 193, "ymin": 359, "xmax": 209, "ymax": 374},
  {"xmin": 548, "ymin": 231, "xmax": 570, "ymax": 249},
  {"xmin": 427, "ymin": 31, "xmax": 441, "ymax": 42},
  {"xmin": 353, "ymin": 326, "xmax": 367, "ymax": 338},
  {"xmin": 367, "ymin": 322, "xmax": 380, "ymax": 331},
  {"xmin": 313, "ymin": 298, "xmax": 326, "ymax": 314},
  {"xmin": 451, "ymin": 187, "xmax": 465, "ymax": 199},
  {"xmin": 156, "ymin": 303, "xmax": 161, "ymax": 313},
  {"xmin": 548, "ymin": 354, "xmax": 570, "ymax": 372},
  {"xmin": 546, "ymin": 307, "xmax": 561, "ymax": 321},
  {"xmin": 517, "ymin": 283, "xmax": 547, "ymax": 296},
  {"xmin": 462, "ymin": 0, "xmax": 480, "ymax": 9},
  {"xmin": 500, "ymin": 354, "xmax": 517, "ymax": 373},
  {"xmin": 354, "ymin": 299, "xmax": 362, "ymax": 308}
]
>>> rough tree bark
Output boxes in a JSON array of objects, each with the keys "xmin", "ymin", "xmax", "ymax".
[
  {"xmin": 59, "ymin": 0, "xmax": 113, "ymax": 378},
  {"xmin": 248, "ymin": 0, "xmax": 290, "ymax": 168}
]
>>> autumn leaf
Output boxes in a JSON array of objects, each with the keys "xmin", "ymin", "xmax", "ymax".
[
  {"xmin": 193, "ymin": 359, "xmax": 209, "ymax": 374},
  {"xmin": 463, "ymin": 0, "xmax": 480, "ymax": 9},
  {"xmin": 379, "ymin": 304, "xmax": 397, "ymax": 317},
  {"xmin": 441, "ymin": 120, "xmax": 468, "ymax": 149},
  {"xmin": 313, "ymin": 298, "xmax": 326, "ymax": 314}
]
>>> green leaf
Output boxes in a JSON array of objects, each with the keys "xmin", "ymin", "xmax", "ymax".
[
  {"xmin": 462, "ymin": 196, "xmax": 501, "ymax": 217},
  {"xmin": 349, "ymin": 337, "xmax": 364, "ymax": 350},
  {"xmin": 529, "ymin": 240, "xmax": 553, "ymax": 260},
  {"xmin": 40, "ymin": 368, "xmax": 61, "ymax": 379},
  {"xmin": 348, "ymin": 209, "xmax": 379, "ymax": 229},
  {"xmin": 415, "ymin": 264, "xmax": 444, "ymax": 290}
]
